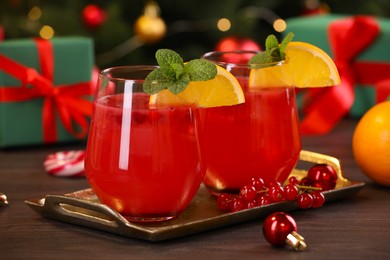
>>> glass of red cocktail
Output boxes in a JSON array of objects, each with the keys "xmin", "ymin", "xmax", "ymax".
[
  {"xmin": 84, "ymin": 66, "xmax": 206, "ymax": 222},
  {"xmin": 200, "ymin": 51, "xmax": 301, "ymax": 195}
]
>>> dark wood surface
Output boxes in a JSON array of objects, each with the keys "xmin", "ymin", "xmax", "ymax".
[{"xmin": 1, "ymin": 119, "xmax": 389, "ymax": 259}]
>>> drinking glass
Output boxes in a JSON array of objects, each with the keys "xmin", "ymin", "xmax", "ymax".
[
  {"xmin": 200, "ymin": 51, "xmax": 301, "ymax": 195},
  {"xmin": 84, "ymin": 66, "xmax": 206, "ymax": 222}
]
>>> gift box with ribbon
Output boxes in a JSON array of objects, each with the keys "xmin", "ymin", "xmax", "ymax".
[
  {"xmin": 0, "ymin": 37, "xmax": 95, "ymax": 147},
  {"xmin": 284, "ymin": 15, "xmax": 390, "ymax": 135}
]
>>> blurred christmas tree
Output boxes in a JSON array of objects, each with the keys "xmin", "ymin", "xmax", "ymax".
[{"xmin": 1, "ymin": 0, "xmax": 389, "ymax": 68}]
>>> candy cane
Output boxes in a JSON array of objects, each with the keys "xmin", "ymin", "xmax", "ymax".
[{"xmin": 44, "ymin": 150, "xmax": 85, "ymax": 177}]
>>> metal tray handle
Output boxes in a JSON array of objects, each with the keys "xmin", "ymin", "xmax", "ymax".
[
  {"xmin": 42, "ymin": 195, "xmax": 138, "ymax": 231},
  {"xmin": 295, "ymin": 150, "xmax": 351, "ymax": 188}
]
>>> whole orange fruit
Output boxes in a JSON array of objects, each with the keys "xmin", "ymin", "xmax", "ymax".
[{"xmin": 352, "ymin": 101, "xmax": 390, "ymax": 186}]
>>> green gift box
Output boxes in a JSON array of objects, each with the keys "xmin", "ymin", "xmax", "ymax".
[
  {"xmin": 284, "ymin": 14, "xmax": 390, "ymax": 120},
  {"xmin": 0, "ymin": 37, "xmax": 94, "ymax": 148}
]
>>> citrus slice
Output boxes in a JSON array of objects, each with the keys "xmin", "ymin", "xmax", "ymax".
[
  {"xmin": 149, "ymin": 65, "xmax": 245, "ymax": 107},
  {"xmin": 249, "ymin": 41, "xmax": 340, "ymax": 88}
]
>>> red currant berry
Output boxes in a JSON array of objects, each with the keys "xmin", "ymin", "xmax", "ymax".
[
  {"xmin": 230, "ymin": 197, "xmax": 246, "ymax": 212},
  {"xmin": 245, "ymin": 199, "xmax": 258, "ymax": 209},
  {"xmin": 257, "ymin": 194, "xmax": 271, "ymax": 206},
  {"xmin": 268, "ymin": 180, "xmax": 282, "ymax": 188},
  {"xmin": 307, "ymin": 164, "xmax": 337, "ymax": 191},
  {"xmin": 268, "ymin": 186, "xmax": 285, "ymax": 202},
  {"xmin": 296, "ymin": 193, "xmax": 313, "ymax": 209},
  {"xmin": 288, "ymin": 176, "xmax": 300, "ymax": 185},
  {"xmin": 250, "ymin": 177, "xmax": 265, "ymax": 191},
  {"xmin": 239, "ymin": 185, "xmax": 257, "ymax": 201},
  {"xmin": 299, "ymin": 177, "xmax": 312, "ymax": 187},
  {"xmin": 217, "ymin": 193, "xmax": 234, "ymax": 211},
  {"xmin": 284, "ymin": 183, "xmax": 299, "ymax": 201},
  {"xmin": 311, "ymin": 191, "xmax": 325, "ymax": 208}
]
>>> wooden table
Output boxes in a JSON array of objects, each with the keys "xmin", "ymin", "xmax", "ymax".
[{"xmin": 1, "ymin": 119, "xmax": 389, "ymax": 259}]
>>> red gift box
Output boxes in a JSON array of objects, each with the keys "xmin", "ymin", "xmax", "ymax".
[{"xmin": 286, "ymin": 15, "xmax": 390, "ymax": 135}]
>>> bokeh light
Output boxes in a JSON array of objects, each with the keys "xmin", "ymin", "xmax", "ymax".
[
  {"xmin": 273, "ymin": 18, "xmax": 287, "ymax": 32},
  {"xmin": 28, "ymin": 6, "xmax": 42, "ymax": 21},
  {"xmin": 39, "ymin": 25, "xmax": 55, "ymax": 39},
  {"xmin": 217, "ymin": 18, "xmax": 231, "ymax": 32}
]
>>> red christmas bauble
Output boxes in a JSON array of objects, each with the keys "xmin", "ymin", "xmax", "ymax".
[
  {"xmin": 301, "ymin": 0, "xmax": 329, "ymax": 16},
  {"xmin": 263, "ymin": 212, "xmax": 297, "ymax": 247},
  {"xmin": 0, "ymin": 26, "xmax": 4, "ymax": 41},
  {"xmin": 214, "ymin": 36, "xmax": 261, "ymax": 64},
  {"xmin": 215, "ymin": 36, "xmax": 261, "ymax": 52},
  {"xmin": 82, "ymin": 4, "xmax": 106, "ymax": 29},
  {"xmin": 307, "ymin": 164, "xmax": 337, "ymax": 191}
]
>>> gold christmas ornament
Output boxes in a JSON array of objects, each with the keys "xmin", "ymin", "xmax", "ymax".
[
  {"xmin": 134, "ymin": 1, "xmax": 166, "ymax": 44},
  {"xmin": 0, "ymin": 192, "xmax": 8, "ymax": 207}
]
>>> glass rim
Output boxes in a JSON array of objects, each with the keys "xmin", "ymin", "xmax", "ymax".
[
  {"xmin": 99, "ymin": 65, "xmax": 159, "ymax": 81},
  {"xmin": 201, "ymin": 50, "xmax": 285, "ymax": 68}
]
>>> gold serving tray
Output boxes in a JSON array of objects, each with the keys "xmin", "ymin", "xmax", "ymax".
[{"xmin": 25, "ymin": 150, "xmax": 364, "ymax": 242}]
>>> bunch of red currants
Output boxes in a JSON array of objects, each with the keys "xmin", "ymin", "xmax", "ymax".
[{"xmin": 217, "ymin": 164, "xmax": 337, "ymax": 212}]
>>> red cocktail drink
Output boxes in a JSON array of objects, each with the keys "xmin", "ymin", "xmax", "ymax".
[
  {"xmin": 85, "ymin": 66, "xmax": 205, "ymax": 221},
  {"xmin": 201, "ymin": 51, "xmax": 301, "ymax": 194}
]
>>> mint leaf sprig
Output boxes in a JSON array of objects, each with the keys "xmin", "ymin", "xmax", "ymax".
[
  {"xmin": 248, "ymin": 32, "xmax": 294, "ymax": 68},
  {"xmin": 143, "ymin": 49, "xmax": 217, "ymax": 94}
]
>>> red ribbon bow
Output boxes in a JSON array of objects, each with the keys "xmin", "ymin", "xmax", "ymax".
[
  {"xmin": 300, "ymin": 16, "xmax": 390, "ymax": 135},
  {"xmin": 0, "ymin": 38, "xmax": 94, "ymax": 143}
]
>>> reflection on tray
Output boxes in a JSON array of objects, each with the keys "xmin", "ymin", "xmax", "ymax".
[{"xmin": 25, "ymin": 150, "xmax": 365, "ymax": 241}]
